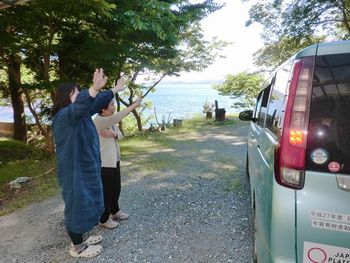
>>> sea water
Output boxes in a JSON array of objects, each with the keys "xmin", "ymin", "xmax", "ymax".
[
  {"xmin": 143, "ymin": 82, "xmax": 234, "ymax": 125},
  {"xmin": 0, "ymin": 82, "xmax": 235, "ymax": 124}
]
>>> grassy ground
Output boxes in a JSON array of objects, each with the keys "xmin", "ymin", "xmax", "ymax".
[
  {"xmin": 121, "ymin": 114, "xmax": 237, "ymax": 156},
  {"xmin": 0, "ymin": 139, "xmax": 57, "ymax": 216},
  {"xmin": 120, "ymin": 114, "xmax": 244, "ymax": 192},
  {"xmin": 0, "ymin": 114, "xmax": 238, "ymax": 216}
]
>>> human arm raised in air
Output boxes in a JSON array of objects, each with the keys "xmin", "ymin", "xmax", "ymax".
[
  {"xmin": 89, "ymin": 74, "xmax": 126, "ymax": 116},
  {"xmin": 93, "ymin": 97, "xmax": 143, "ymax": 130}
]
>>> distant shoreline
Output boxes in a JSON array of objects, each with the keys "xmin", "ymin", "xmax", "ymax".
[{"xmin": 158, "ymin": 79, "xmax": 223, "ymax": 85}]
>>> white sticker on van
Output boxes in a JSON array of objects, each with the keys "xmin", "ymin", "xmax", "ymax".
[
  {"xmin": 303, "ymin": 242, "xmax": 350, "ymax": 263},
  {"xmin": 310, "ymin": 148, "xmax": 329, "ymax": 165}
]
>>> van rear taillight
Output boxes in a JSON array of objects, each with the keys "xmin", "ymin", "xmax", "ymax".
[
  {"xmin": 289, "ymin": 129, "xmax": 305, "ymax": 146},
  {"xmin": 275, "ymin": 57, "xmax": 314, "ymax": 189}
]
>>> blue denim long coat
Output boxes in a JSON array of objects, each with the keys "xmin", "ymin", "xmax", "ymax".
[{"xmin": 52, "ymin": 89, "xmax": 113, "ymax": 233}]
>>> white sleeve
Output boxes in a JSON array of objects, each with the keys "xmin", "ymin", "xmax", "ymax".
[{"xmin": 93, "ymin": 108, "xmax": 131, "ymax": 130}]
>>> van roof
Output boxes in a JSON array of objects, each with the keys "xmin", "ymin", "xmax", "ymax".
[{"xmin": 295, "ymin": 40, "xmax": 350, "ymax": 58}]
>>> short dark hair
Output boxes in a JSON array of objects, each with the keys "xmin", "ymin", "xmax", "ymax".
[
  {"xmin": 99, "ymin": 98, "xmax": 114, "ymax": 115},
  {"xmin": 52, "ymin": 83, "xmax": 80, "ymax": 116}
]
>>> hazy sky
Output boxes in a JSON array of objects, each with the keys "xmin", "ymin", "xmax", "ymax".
[{"xmin": 165, "ymin": 0, "xmax": 264, "ymax": 82}]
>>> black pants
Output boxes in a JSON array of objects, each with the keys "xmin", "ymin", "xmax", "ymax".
[
  {"xmin": 99, "ymin": 161, "xmax": 121, "ymax": 223},
  {"xmin": 67, "ymin": 231, "xmax": 83, "ymax": 245}
]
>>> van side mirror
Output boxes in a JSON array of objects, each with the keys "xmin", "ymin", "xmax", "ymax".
[{"xmin": 239, "ymin": 110, "xmax": 256, "ymax": 122}]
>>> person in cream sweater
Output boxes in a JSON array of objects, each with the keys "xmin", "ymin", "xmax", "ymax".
[{"xmin": 93, "ymin": 89, "xmax": 142, "ymax": 229}]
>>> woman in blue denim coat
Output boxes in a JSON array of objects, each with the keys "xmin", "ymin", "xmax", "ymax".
[{"xmin": 52, "ymin": 69, "xmax": 125, "ymax": 258}]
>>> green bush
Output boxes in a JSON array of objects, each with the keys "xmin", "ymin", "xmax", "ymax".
[
  {"xmin": 0, "ymin": 139, "xmax": 50, "ymax": 165},
  {"xmin": 0, "ymin": 138, "xmax": 57, "ymax": 215}
]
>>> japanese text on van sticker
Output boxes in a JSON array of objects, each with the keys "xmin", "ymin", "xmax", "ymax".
[
  {"xmin": 310, "ymin": 211, "xmax": 350, "ymax": 233},
  {"xmin": 312, "ymin": 219, "xmax": 350, "ymax": 233},
  {"xmin": 310, "ymin": 210, "xmax": 350, "ymax": 224}
]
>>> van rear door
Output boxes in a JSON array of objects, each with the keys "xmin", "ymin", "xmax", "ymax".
[{"xmin": 296, "ymin": 51, "xmax": 350, "ymax": 262}]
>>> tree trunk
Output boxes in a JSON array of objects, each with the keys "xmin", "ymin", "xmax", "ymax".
[
  {"xmin": 23, "ymin": 89, "xmax": 55, "ymax": 153},
  {"xmin": 131, "ymin": 109, "xmax": 143, "ymax": 131},
  {"xmin": 8, "ymin": 55, "xmax": 27, "ymax": 142},
  {"xmin": 46, "ymin": 128, "xmax": 54, "ymax": 153}
]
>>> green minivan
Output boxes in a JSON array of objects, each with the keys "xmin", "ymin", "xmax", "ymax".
[{"xmin": 239, "ymin": 40, "xmax": 350, "ymax": 262}]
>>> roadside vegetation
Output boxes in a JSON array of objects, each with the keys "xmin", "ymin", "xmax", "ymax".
[
  {"xmin": 0, "ymin": 139, "xmax": 56, "ymax": 216},
  {"xmin": 0, "ymin": 115, "xmax": 239, "ymax": 216}
]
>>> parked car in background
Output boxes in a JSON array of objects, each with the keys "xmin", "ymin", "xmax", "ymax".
[{"xmin": 239, "ymin": 40, "xmax": 350, "ymax": 263}]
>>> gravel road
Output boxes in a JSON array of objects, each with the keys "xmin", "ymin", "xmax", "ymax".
[{"xmin": 0, "ymin": 121, "xmax": 253, "ymax": 263}]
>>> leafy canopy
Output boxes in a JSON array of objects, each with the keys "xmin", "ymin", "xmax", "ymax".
[
  {"xmin": 213, "ymin": 72, "xmax": 264, "ymax": 109},
  {"xmin": 243, "ymin": 0, "xmax": 350, "ymax": 71},
  {"xmin": 253, "ymin": 35, "xmax": 325, "ymax": 71},
  {"xmin": 244, "ymin": 0, "xmax": 350, "ymax": 40},
  {"xmin": 0, "ymin": 0, "xmax": 225, "ymax": 139}
]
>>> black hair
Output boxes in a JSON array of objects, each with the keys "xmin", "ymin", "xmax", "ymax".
[
  {"xmin": 52, "ymin": 83, "xmax": 80, "ymax": 116},
  {"xmin": 99, "ymin": 98, "xmax": 114, "ymax": 115}
]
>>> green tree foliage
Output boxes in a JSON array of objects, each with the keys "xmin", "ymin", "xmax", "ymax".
[
  {"xmin": 245, "ymin": 0, "xmax": 350, "ymax": 40},
  {"xmin": 243, "ymin": 0, "xmax": 350, "ymax": 71},
  {"xmin": 84, "ymin": 0, "xmax": 225, "ymax": 131},
  {"xmin": 0, "ymin": 0, "xmax": 116, "ymax": 145},
  {"xmin": 0, "ymin": 0, "xmax": 225, "ymax": 148},
  {"xmin": 253, "ymin": 35, "xmax": 325, "ymax": 71},
  {"xmin": 213, "ymin": 72, "xmax": 264, "ymax": 109}
]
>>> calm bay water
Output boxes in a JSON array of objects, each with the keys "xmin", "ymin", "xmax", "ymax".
[
  {"xmin": 0, "ymin": 106, "xmax": 32, "ymax": 122},
  {"xmin": 143, "ymin": 83, "xmax": 234, "ymax": 124},
  {"xmin": 0, "ymin": 83, "xmax": 235, "ymax": 124}
]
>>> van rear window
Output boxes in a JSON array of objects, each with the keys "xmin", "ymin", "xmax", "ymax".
[{"xmin": 306, "ymin": 53, "xmax": 350, "ymax": 174}]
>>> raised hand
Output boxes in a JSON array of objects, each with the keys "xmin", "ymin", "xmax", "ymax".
[
  {"xmin": 93, "ymin": 68, "xmax": 108, "ymax": 91},
  {"xmin": 114, "ymin": 76, "xmax": 127, "ymax": 93}
]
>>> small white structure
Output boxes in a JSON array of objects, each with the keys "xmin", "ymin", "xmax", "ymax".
[{"xmin": 9, "ymin": 176, "xmax": 30, "ymax": 189}]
